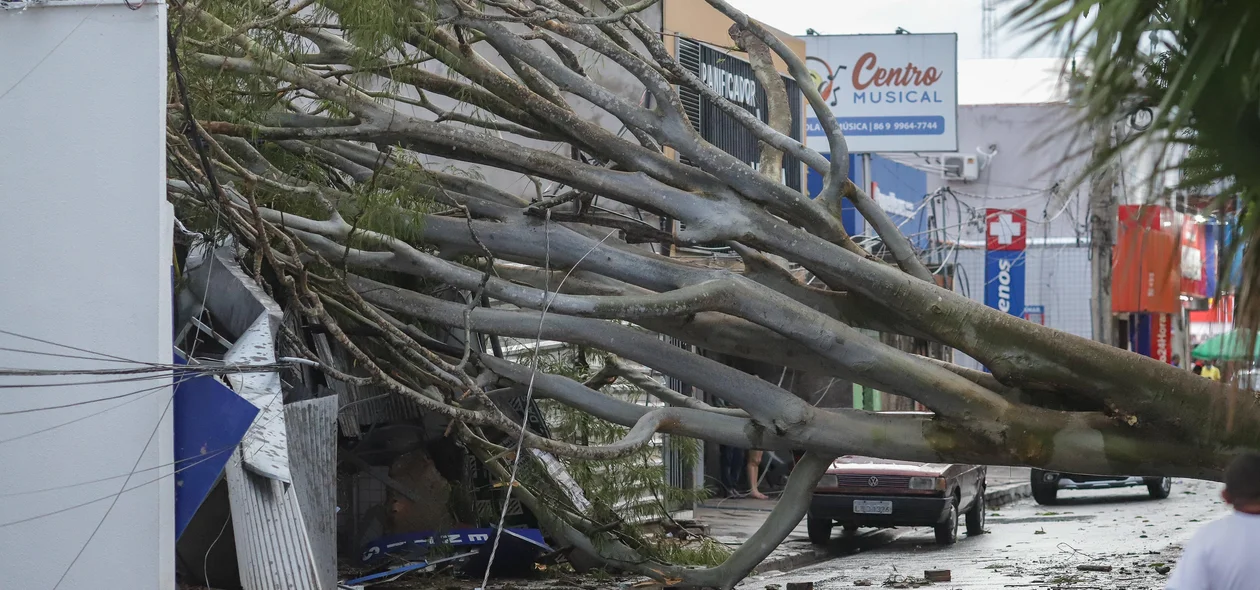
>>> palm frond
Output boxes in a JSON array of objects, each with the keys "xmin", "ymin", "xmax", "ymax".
[{"xmin": 1013, "ymin": 0, "xmax": 1260, "ymax": 337}]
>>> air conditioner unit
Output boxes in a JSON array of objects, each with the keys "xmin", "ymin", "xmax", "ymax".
[{"xmin": 940, "ymin": 153, "xmax": 979, "ymax": 181}]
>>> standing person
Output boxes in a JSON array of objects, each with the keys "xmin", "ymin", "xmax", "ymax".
[
  {"xmin": 1166, "ymin": 452, "xmax": 1260, "ymax": 589},
  {"xmin": 718, "ymin": 444, "xmax": 745, "ymax": 498},
  {"xmin": 1203, "ymin": 360, "xmax": 1223, "ymax": 381},
  {"xmin": 746, "ymin": 450, "xmax": 768, "ymax": 499}
]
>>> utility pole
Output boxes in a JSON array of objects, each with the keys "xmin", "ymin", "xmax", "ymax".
[
  {"xmin": 1088, "ymin": 123, "xmax": 1119, "ymax": 345},
  {"xmin": 981, "ymin": 0, "xmax": 997, "ymax": 58}
]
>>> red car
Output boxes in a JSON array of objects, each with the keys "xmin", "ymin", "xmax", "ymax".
[{"xmin": 808, "ymin": 455, "xmax": 987, "ymax": 545}]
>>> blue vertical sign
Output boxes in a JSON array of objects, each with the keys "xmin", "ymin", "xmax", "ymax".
[
  {"xmin": 869, "ymin": 156, "xmax": 929, "ymax": 249},
  {"xmin": 983, "ymin": 209, "xmax": 1026, "ymax": 318},
  {"xmin": 806, "ymin": 153, "xmax": 862, "ymax": 236},
  {"xmin": 1203, "ymin": 222, "xmax": 1219, "ymax": 296},
  {"xmin": 1129, "ymin": 313, "xmax": 1153, "ymax": 357},
  {"xmin": 806, "ymin": 153, "xmax": 927, "ymax": 245},
  {"xmin": 1128, "ymin": 312, "xmax": 1174, "ymax": 363},
  {"xmin": 1219, "ymin": 218, "xmax": 1244, "ymax": 292}
]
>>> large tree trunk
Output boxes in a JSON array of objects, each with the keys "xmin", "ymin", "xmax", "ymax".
[{"xmin": 164, "ymin": 1, "xmax": 1260, "ymax": 586}]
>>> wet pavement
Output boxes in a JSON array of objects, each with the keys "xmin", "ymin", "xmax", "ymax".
[
  {"xmin": 696, "ymin": 468, "xmax": 1033, "ymax": 574},
  {"xmin": 737, "ymin": 478, "xmax": 1230, "ymax": 589}
]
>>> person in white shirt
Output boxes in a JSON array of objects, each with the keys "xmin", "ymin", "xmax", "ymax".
[{"xmin": 1167, "ymin": 452, "xmax": 1260, "ymax": 590}]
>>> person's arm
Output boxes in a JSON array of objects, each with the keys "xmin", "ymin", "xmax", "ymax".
[{"xmin": 1166, "ymin": 537, "xmax": 1209, "ymax": 590}]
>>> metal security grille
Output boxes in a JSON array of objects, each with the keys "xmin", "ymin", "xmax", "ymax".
[
  {"xmin": 952, "ymin": 244, "xmax": 1093, "ymax": 371},
  {"xmin": 675, "ymin": 37, "xmax": 804, "ymax": 192},
  {"xmin": 662, "ymin": 335, "xmax": 697, "ymax": 509},
  {"xmin": 836, "ymin": 474, "xmax": 913, "ymax": 488},
  {"xmin": 665, "ymin": 38, "xmax": 809, "ymax": 506},
  {"xmin": 677, "ymin": 39, "xmax": 703, "ymax": 139}
]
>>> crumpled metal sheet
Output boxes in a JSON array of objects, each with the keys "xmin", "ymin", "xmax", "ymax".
[
  {"xmin": 224, "ymin": 449, "xmax": 322, "ymax": 590},
  {"xmin": 183, "ymin": 245, "xmax": 283, "ymax": 346},
  {"xmin": 284, "ymin": 396, "xmax": 339, "ymax": 590},
  {"xmin": 225, "ymin": 312, "xmax": 290, "ymax": 483},
  {"xmin": 309, "ymin": 334, "xmax": 422, "ymax": 437}
]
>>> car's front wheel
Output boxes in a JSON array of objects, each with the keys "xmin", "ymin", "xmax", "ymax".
[
  {"xmin": 965, "ymin": 487, "xmax": 986, "ymax": 536},
  {"xmin": 807, "ymin": 517, "xmax": 833, "ymax": 545},
  {"xmin": 1146, "ymin": 477, "xmax": 1172, "ymax": 499},
  {"xmin": 934, "ymin": 500, "xmax": 959, "ymax": 545}
]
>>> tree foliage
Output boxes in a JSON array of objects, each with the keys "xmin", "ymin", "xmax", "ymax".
[
  {"xmin": 165, "ymin": 0, "xmax": 1260, "ymax": 586},
  {"xmin": 1011, "ymin": 0, "xmax": 1260, "ymax": 330}
]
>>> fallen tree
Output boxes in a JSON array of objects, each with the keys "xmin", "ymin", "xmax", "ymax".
[{"xmin": 165, "ymin": 0, "xmax": 1260, "ymax": 586}]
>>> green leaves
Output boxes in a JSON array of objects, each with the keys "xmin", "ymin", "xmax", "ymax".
[
  {"xmin": 1015, "ymin": 0, "xmax": 1260, "ymax": 328},
  {"xmin": 526, "ymin": 351, "xmax": 723, "ymax": 566}
]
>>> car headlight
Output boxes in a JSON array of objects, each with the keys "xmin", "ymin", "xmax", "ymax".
[
  {"xmin": 909, "ymin": 476, "xmax": 943, "ymax": 490},
  {"xmin": 816, "ymin": 474, "xmax": 838, "ymax": 488}
]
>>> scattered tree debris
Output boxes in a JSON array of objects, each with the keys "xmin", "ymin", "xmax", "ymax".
[
  {"xmin": 881, "ymin": 573, "xmax": 932, "ymax": 588},
  {"xmin": 1076, "ymin": 564, "xmax": 1113, "ymax": 572}
]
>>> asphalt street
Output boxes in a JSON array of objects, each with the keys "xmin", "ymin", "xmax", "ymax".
[{"xmin": 739, "ymin": 478, "xmax": 1230, "ymax": 590}]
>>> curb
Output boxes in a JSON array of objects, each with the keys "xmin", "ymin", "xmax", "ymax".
[
  {"xmin": 752, "ymin": 528, "xmax": 894, "ymax": 575},
  {"xmin": 697, "ymin": 502, "xmax": 776, "ymax": 513},
  {"xmin": 752, "ymin": 481, "xmax": 1033, "ymax": 575},
  {"xmin": 755, "ymin": 547, "xmax": 833, "ymax": 576},
  {"xmin": 985, "ymin": 481, "xmax": 1033, "ymax": 508}
]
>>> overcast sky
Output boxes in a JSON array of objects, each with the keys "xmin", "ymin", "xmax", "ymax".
[{"xmin": 723, "ymin": 0, "xmax": 1062, "ymax": 61}]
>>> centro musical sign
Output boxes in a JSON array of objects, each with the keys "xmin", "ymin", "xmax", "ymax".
[
  {"xmin": 803, "ymin": 33, "xmax": 958, "ymax": 153},
  {"xmin": 984, "ymin": 209, "xmax": 1026, "ymax": 318}
]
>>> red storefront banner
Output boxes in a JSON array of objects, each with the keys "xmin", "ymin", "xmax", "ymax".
[
  {"xmin": 1180, "ymin": 215, "xmax": 1208, "ymax": 298},
  {"xmin": 1154, "ymin": 312, "xmax": 1174, "ymax": 363},
  {"xmin": 1112, "ymin": 205, "xmax": 1181, "ymax": 314},
  {"xmin": 1190, "ymin": 294, "xmax": 1234, "ymax": 325}
]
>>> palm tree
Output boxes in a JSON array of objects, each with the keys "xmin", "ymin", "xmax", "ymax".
[{"xmin": 1012, "ymin": 0, "xmax": 1260, "ymax": 331}]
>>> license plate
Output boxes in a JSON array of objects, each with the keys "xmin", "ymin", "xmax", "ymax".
[{"xmin": 852, "ymin": 500, "xmax": 893, "ymax": 515}]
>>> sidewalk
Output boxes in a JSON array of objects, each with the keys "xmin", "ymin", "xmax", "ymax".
[
  {"xmin": 694, "ymin": 467, "xmax": 1032, "ymax": 575},
  {"xmin": 983, "ymin": 465, "xmax": 1032, "ymax": 507}
]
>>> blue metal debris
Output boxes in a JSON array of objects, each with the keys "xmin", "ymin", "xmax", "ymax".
[
  {"xmin": 361, "ymin": 527, "xmax": 549, "ymax": 564},
  {"xmin": 173, "ymin": 352, "xmax": 259, "ymax": 539},
  {"xmin": 340, "ymin": 552, "xmax": 479, "ymax": 588}
]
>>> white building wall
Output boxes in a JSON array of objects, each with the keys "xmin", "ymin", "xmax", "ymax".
[
  {"xmin": 0, "ymin": 3, "xmax": 172, "ymax": 589},
  {"xmin": 928, "ymin": 103, "xmax": 1092, "ymax": 244},
  {"xmin": 921, "ymin": 103, "xmax": 1097, "ymax": 370},
  {"xmin": 951, "ymin": 245, "xmax": 1093, "ymax": 371}
]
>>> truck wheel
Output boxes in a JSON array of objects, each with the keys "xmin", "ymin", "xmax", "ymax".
[
  {"xmin": 934, "ymin": 501, "xmax": 959, "ymax": 545},
  {"xmin": 1146, "ymin": 477, "xmax": 1172, "ymax": 499},
  {"xmin": 1030, "ymin": 469, "xmax": 1058, "ymax": 505},
  {"xmin": 965, "ymin": 488, "xmax": 986, "ymax": 536},
  {"xmin": 807, "ymin": 517, "xmax": 833, "ymax": 545}
]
